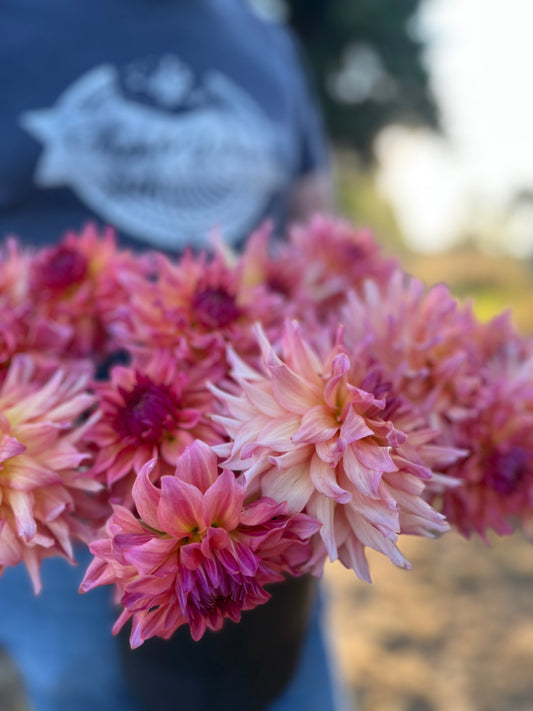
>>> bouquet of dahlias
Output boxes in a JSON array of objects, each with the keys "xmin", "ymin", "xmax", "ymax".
[{"xmin": 1, "ymin": 218, "xmax": 532, "ymax": 648}]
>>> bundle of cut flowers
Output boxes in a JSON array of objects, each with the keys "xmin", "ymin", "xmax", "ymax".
[{"xmin": 1, "ymin": 217, "xmax": 532, "ymax": 647}]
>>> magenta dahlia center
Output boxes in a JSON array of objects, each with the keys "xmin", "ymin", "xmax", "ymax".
[
  {"xmin": 486, "ymin": 446, "xmax": 528, "ymax": 495},
  {"xmin": 192, "ymin": 286, "xmax": 241, "ymax": 328},
  {"xmin": 34, "ymin": 245, "xmax": 88, "ymax": 290},
  {"xmin": 114, "ymin": 375, "xmax": 179, "ymax": 444}
]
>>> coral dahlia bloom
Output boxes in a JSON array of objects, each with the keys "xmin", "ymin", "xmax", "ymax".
[
  {"xmin": 212, "ymin": 321, "xmax": 449, "ymax": 582},
  {"xmin": 0, "ymin": 354, "xmax": 99, "ymax": 592},
  {"xmin": 27, "ymin": 223, "xmax": 150, "ymax": 359},
  {"xmin": 81, "ymin": 441, "xmax": 319, "ymax": 646}
]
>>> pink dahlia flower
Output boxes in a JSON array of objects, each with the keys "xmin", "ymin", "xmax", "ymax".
[
  {"xmin": 27, "ymin": 224, "xmax": 150, "ymax": 359},
  {"xmin": 434, "ymin": 351, "xmax": 533, "ymax": 539},
  {"xmin": 111, "ymin": 247, "xmax": 282, "ymax": 374},
  {"xmin": 212, "ymin": 321, "xmax": 449, "ymax": 582},
  {"xmin": 287, "ymin": 214, "xmax": 398, "ymax": 310},
  {"xmin": 341, "ymin": 271, "xmax": 483, "ymax": 424},
  {"xmin": 81, "ymin": 440, "xmax": 319, "ymax": 646},
  {"xmin": 84, "ymin": 350, "xmax": 226, "ymax": 499},
  {"xmin": 0, "ymin": 239, "xmax": 73, "ymax": 378},
  {"xmin": 0, "ymin": 354, "xmax": 100, "ymax": 592}
]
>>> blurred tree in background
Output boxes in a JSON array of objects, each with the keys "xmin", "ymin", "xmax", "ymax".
[{"xmin": 285, "ymin": 0, "xmax": 439, "ymax": 159}]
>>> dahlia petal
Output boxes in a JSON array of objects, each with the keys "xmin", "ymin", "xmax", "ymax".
[
  {"xmin": 42, "ymin": 392, "xmax": 95, "ymax": 423},
  {"xmin": 338, "ymin": 536, "xmax": 371, "ymax": 583},
  {"xmin": 339, "ymin": 407, "xmax": 374, "ymax": 444},
  {"xmin": 2, "ymin": 458, "xmax": 61, "ymax": 490},
  {"xmin": 189, "ymin": 616, "xmax": 208, "ymax": 642},
  {"xmin": 315, "ymin": 437, "xmax": 346, "ymax": 468},
  {"xmin": 281, "ymin": 320, "xmax": 324, "ymax": 381},
  {"xmin": 113, "ymin": 532, "xmax": 154, "ymax": 554},
  {"xmin": 8, "ymin": 489, "xmax": 36, "ymax": 541},
  {"xmin": 230, "ymin": 416, "xmax": 270, "ymax": 456},
  {"xmin": 122, "ymin": 538, "xmax": 177, "ymax": 576},
  {"xmin": 310, "ymin": 454, "xmax": 351, "ymax": 504},
  {"xmin": 132, "ymin": 459, "xmax": 161, "ymax": 530},
  {"xmin": 39, "ymin": 448, "xmax": 88, "ymax": 472},
  {"xmin": 215, "ymin": 546, "xmax": 241, "ymax": 575},
  {"xmin": 69, "ymin": 473, "xmax": 103, "ymax": 493},
  {"xmin": 261, "ymin": 459, "xmax": 315, "ymax": 514},
  {"xmin": 107, "ymin": 448, "xmax": 136, "ymax": 485},
  {"xmin": 46, "ymin": 518, "xmax": 74, "ymax": 559},
  {"xmin": 204, "ymin": 527, "xmax": 231, "ymax": 551},
  {"xmin": 175, "ymin": 440, "xmax": 218, "ymax": 491},
  {"xmin": 80, "ymin": 557, "xmax": 118, "ymax": 592},
  {"xmin": 285, "ymin": 512, "xmax": 322, "ymax": 540},
  {"xmin": 232, "ymin": 541, "xmax": 260, "ymax": 577},
  {"xmin": 159, "ymin": 477, "xmax": 206, "ymax": 536},
  {"xmin": 226, "ymin": 344, "xmax": 265, "ymax": 382},
  {"xmin": 114, "ymin": 608, "xmax": 134, "ymax": 639},
  {"xmin": 178, "ymin": 408, "xmax": 202, "ymax": 429},
  {"xmin": 344, "ymin": 507, "xmax": 410, "ymax": 570},
  {"xmin": 0, "ymin": 435, "xmax": 26, "ymax": 462},
  {"xmin": 208, "ymin": 385, "xmax": 257, "ymax": 422},
  {"xmin": 203, "ymin": 468, "xmax": 243, "ymax": 531},
  {"xmin": 354, "ymin": 440, "xmax": 397, "ymax": 473},
  {"xmin": 323, "ymin": 353, "xmax": 350, "ymax": 409},
  {"xmin": 238, "ymin": 497, "xmax": 288, "ymax": 526},
  {"xmin": 267, "ymin": 359, "xmax": 320, "ymax": 413},
  {"xmin": 344, "ymin": 488, "xmax": 399, "ymax": 533},
  {"xmin": 307, "ymin": 493, "xmax": 337, "ymax": 561},
  {"xmin": 159, "ymin": 436, "xmax": 187, "ymax": 465},
  {"xmin": 133, "ymin": 445, "xmax": 157, "ymax": 474},
  {"xmin": 181, "ymin": 542, "xmax": 205, "ymax": 570},
  {"xmin": 342, "ymin": 445, "xmax": 381, "ymax": 498},
  {"xmin": 34, "ymin": 484, "xmax": 72, "ymax": 521},
  {"xmin": 257, "ymin": 415, "xmax": 301, "ymax": 449},
  {"xmin": 392, "ymin": 454, "xmax": 431, "ymax": 481},
  {"xmin": 292, "ymin": 405, "xmax": 338, "ymax": 444},
  {"xmin": 240, "ymin": 380, "xmax": 285, "ymax": 418},
  {"xmin": 23, "ymin": 549, "xmax": 44, "ymax": 594},
  {"xmin": 0, "ymin": 526, "xmax": 23, "ymax": 567}
]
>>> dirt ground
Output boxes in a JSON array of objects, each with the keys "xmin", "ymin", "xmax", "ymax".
[
  {"xmin": 324, "ymin": 530, "xmax": 533, "ymax": 711},
  {"xmin": 1, "ymin": 530, "xmax": 532, "ymax": 711}
]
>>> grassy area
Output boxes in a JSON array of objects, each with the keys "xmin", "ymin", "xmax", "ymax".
[{"xmin": 403, "ymin": 246, "xmax": 533, "ymax": 335}]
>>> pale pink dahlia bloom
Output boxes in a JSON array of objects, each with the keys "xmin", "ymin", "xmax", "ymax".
[
  {"xmin": 81, "ymin": 441, "xmax": 319, "ymax": 646},
  {"xmin": 0, "ymin": 355, "xmax": 100, "ymax": 591},
  {"xmin": 84, "ymin": 350, "xmax": 226, "ymax": 498},
  {"xmin": 212, "ymin": 321, "xmax": 449, "ymax": 582}
]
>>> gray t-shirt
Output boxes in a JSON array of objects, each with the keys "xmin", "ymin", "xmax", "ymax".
[{"xmin": 0, "ymin": 0, "xmax": 329, "ymax": 251}]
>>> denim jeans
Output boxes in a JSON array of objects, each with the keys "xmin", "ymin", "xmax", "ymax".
[{"xmin": 0, "ymin": 548, "xmax": 349, "ymax": 711}]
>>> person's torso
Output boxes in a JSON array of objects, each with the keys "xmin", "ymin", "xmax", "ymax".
[{"xmin": 1, "ymin": 0, "xmax": 309, "ymax": 251}]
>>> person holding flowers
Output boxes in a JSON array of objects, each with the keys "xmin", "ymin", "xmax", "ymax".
[
  {"xmin": 0, "ymin": 1, "xmax": 341, "ymax": 710},
  {"xmin": 4, "ymin": 4, "xmax": 533, "ymax": 711}
]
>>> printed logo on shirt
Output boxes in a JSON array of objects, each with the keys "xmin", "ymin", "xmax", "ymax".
[{"xmin": 20, "ymin": 56, "xmax": 286, "ymax": 249}]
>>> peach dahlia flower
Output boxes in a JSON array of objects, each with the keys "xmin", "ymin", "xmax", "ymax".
[
  {"xmin": 212, "ymin": 321, "xmax": 449, "ymax": 582},
  {"xmin": 0, "ymin": 355, "xmax": 99, "ymax": 591}
]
